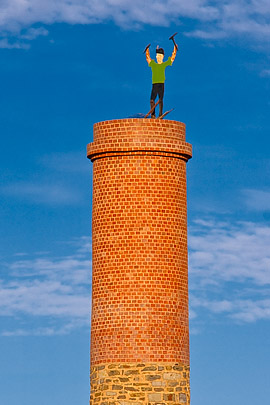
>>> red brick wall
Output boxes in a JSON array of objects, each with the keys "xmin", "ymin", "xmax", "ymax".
[{"xmin": 87, "ymin": 119, "xmax": 192, "ymax": 366}]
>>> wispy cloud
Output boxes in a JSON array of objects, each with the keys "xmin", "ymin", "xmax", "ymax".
[
  {"xmin": 0, "ymin": 151, "xmax": 90, "ymax": 205},
  {"xmin": 0, "ymin": 38, "xmax": 29, "ymax": 49},
  {"xmin": 189, "ymin": 219, "xmax": 270, "ymax": 286},
  {"xmin": 191, "ymin": 295, "xmax": 270, "ymax": 323},
  {"xmin": 20, "ymin": 27, "xmax": 49, "ymax": 40},
  {"xmin": 1, "ymin": 218, "xmax": 270, "ymax": 337},
  {"xmin": 1, "ymin": 1, "xmax": 270, "ymax": 48},
  {"xmin": 242, "ymin": 189, "xmax": 270, "ymax": 211},
  {"xmin": 39, "ymin": 151, "xmax": 89, "ymax": 174},
  {"xmin": 1, "ymin": 182, "xmax": 82, "ymax": 205},
  {"xmin": 0, "ymin": 26, "xmax": 48, "ymax": 49},
  {"xmin": 260, "ymin": 69, "xmax": 270, "ymax": 77},
  {"xmin": 0, "ymin": 237, "xmax": 91, "ymax": 336},
  {"xmin": 1, "ymin": 321, "xmax": 86, "ymax": 337},
  {"xmin": 189, "ymin": 219, "xmax": 270, "ymax": 326}
]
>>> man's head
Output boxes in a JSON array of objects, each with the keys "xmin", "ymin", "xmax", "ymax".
[{"xmin": 156, "ymin": 47, "xmax": 164, "ymax": 64}]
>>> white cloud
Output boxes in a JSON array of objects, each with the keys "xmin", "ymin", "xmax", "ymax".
[
  {"xmin": 0, "ymin": 1, "xmax": 270, "ymax": 47},
  {"xmin": 39, "ymin": 151, "xmax": 90, "ymax": 174},
  {"xmin": 191, "ymin": 295, "xmax": 270, "ymax": 323},
  {"xmin": 0, "ymin": 37, "xmax": 29, "ymax": 49},
  {"xmin": 20, "ymin": 27, "xmax": 49, "ymax": 40},
  {"xmin": 231, "ymin": 299, "xmax": 270, "ymax": 322},
  {"xmin": 189, "ymin": 219, "xmax": 270, "ymax": 285},
  {"xmin": 260, "ymin": 69, "xmax": 270, "ymax": 77},
  {"xmin": 0, "ymin": 0, "xmax": 217, "ymax": 31},
  {"xmin": 189, "ymin": 219, "xmax": 270, "ymax": 326},
  {"xmin": 0, "ymin": 26, "xmax": 48, "ymax": 48},
  {"xmin": 1, "ymin": 182, "xmax": 82, "ymax": 205},
  {"xmin": 2, "ymin": 320, "xmax": 86, "ymax": 336},
  {"xmin": 0, "ymin": 237, "xmax": 91, "ymax": 336},
  {"xmin": 185, "ymin": 29, "xmax": 227, "ymax": 40},
  {"xmin": 243, "ymin": 189, "xmax": 270, "ymax": 211},
  {"xmin": 1, "ymin": 218, "xmax": 270, "ymax": 337},
  {"xmin": 0, "ymin": 151, "xmax": 91, "ymax": 205}
]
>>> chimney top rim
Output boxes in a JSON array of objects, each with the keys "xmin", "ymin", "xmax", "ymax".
[{"xmin": 93, "ymin": 118, "xmax": 185, "ymax": 127}]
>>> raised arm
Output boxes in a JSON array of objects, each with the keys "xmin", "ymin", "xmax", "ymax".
[
  {"xmin": 146, "ymin": 47, "xmax": 151, "ymax": 64},
  {"xmin": 171, "ymin": 45, "xmax": 177, "ymax": 63}
]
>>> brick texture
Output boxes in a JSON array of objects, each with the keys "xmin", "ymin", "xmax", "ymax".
[{"xmin": 87, "ymin": 118, "xmax": 192, "ymax": 404}]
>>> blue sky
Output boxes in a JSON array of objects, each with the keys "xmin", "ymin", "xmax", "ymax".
[{"xmin": 1, "ymin": 1, "xmax": 270, "ymax": 404}]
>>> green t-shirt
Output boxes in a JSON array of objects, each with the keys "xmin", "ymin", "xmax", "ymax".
[{"xmin": 149, "ymin": 57, "xmax": 172, "ymax": 84}]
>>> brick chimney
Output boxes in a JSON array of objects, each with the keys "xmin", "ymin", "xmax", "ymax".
[{"xmin": 87, "ymin": 118, "xmax": 192, "ymax": 404}]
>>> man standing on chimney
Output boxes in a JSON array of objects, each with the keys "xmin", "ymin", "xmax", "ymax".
[{"xmin": 145, "ymin": 42, "xmax": 177, "ymax": 118}]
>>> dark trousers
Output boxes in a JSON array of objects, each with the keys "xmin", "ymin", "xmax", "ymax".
[
  {"xmin": 150, "ymin": 83, "xmax": 164, "ymax": 117},
  {"xmin": 150, "ymin": 83, "xmax": 164, "ymax": 101}
]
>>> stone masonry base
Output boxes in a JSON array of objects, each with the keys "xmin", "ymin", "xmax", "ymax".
[{"xmin": 90, "ymin": 362, "xmax": 190, "ymax": 405}]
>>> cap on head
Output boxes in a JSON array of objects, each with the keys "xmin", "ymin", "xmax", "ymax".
[{"xmin": 156, "ymin": 47, "xmax": 164, "ymax": 55}]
